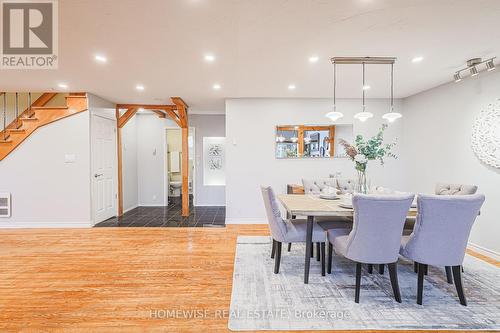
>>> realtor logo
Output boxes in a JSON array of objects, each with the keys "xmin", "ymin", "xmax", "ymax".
[{"xmin": 1, "ymin": 0, "xmax": 58, "ymax": 69}]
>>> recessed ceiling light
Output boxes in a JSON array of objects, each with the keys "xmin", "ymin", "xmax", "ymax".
[
  {"xmin": 412, "ymin": 56, "xmax": 424, "ymax": 63},
  {"xmin": 204, "ymin": 54, "xmax": 215, "ymax": 62},
  {"xmin": 309, "ymin": 56, "xmax": 319, "ymax": 63},
  {"xmin": 94, "ymin": 55, "xmax": 107, "ymax": 63},
  {"xmin": 362, "ymin": 85, "xmax": 371, "ymax": 90},
  {"xmin": 136, "ymin": 84, "xmax": 145, "ymax": 91},
  {"xmin": 288, "ymin": 84, "xmax": 296, "ymax": 90},
  {"xmin": 213, "ymin": 83, "xmax": 221, "ymax": 90},
  {"xmin": 138, "ymin": 108, "xmax": 145, "ymax": 112},
  {"xmin": 58, "ymin": 83, "xmax": 68, "ymax": 89}
]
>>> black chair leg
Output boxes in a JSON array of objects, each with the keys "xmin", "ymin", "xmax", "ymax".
[
  {"xmin": 452, "ymin": 265, "xmax": 467, "ymax": 306},
  {"xmin": 355, "ymin": 262, "xmax": 362, "ymax": 303},
  {"xmin": 417, "ymin": 263, "xmax": 427, "ymax": 305},
  {"xmin": 327, "ymin": 242, "xmax": 333, "ymax": 274},
  {"xmin": 287, "ymin": 243, "xmax": 292, "ymax": 252},
  {"xmin": 273, "ymin": 242, "xmax": 282, "ymax": 274},
  {"xmin": 311, "ymin": 243, "xmax": 314, "ymax": 258},
  {"xmin": 445, "ymin": 266, "xmax": 453, "ymax": 284},
  {"xmin": 414, "ymin": 261, "xmax": 418, "ymax": 273},
  {"xmin": 388, "ymin": 262, "xmax": 402, "ymax": 303},
  {"xmin": 316, "ymin": 242, "xmax": 321, "ymax": 261},
  {"xmin": 367, "ymin": 264, "xmax": 373, "ymax": 274},
  {"xmin": 320, "ymin": 242, "xmax": 326, "ymax": 276},
  {"xmin": 379, "ymin": 264, "xmax": 385, "ymax": 275},
  {"xmin": 271, "ymin": 239, "xmax": 276, "ymax": 259},
  {"xmin": 424, "ymin": 264, "xmax": 428, "ymax": 275}
]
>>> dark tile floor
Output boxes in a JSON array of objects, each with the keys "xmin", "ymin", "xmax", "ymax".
[{"xmin": 94, "ymin": 197, "xmax": 225, "ymax": 227}]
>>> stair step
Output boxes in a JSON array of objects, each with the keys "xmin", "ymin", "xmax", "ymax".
[
  {"xmin": 7, "ymin": 128, "xmax": 26, "ymax": 134},
  {"xmin": 0, "ymin": 139, "xmax": 13, "ymax": 144},
  {"xmin": 66, "ymin": 95, "xmax": 87, "ymax": 98},
  {"xmin": 19, "ymin": 117, "xmax": 39, "ymax": 122},
  {"xmin": 31, "ymin": 106, "xmax": 67, "ymax": 110}
]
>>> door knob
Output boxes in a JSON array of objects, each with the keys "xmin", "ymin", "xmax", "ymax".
[{"xmin": 94, "ymin": 173, "xmax": 103, "ymax": 178}]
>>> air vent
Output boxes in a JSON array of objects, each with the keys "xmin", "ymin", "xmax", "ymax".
[{"xmin": 0, "ymin": 193, "xmax": 11, "ymax": 217}]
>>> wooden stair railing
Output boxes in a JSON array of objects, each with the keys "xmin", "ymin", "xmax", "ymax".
[{"xmin": 0, "ymin": 93, "xmax": 88, "ymax": 161}]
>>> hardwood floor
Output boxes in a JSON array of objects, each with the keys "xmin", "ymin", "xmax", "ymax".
[{"xmin": 0, "ymin": 225, "xmax": 498, "ymax": 333}]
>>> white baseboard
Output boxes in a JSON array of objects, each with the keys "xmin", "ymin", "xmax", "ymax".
[
  {"xmin": 194, "ymin": 204, "xmax": 226, "ymax": 207},
  {"xmin": 225, "ymin": 217, "xmax": 267, "ymax": 224},
  {"xmin": 0, "ymin": 221, "xmax": 93, "ymax": 228},
  {"xmin": 468, "ymin": 242, "xmax": 500, "ymax": 261},
  {"xmin": 123, "ymin": 205, "xmax": 138, "ymax": 214}
]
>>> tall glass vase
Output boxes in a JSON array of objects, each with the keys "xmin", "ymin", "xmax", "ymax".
[{"xmin": 355, "ymin": 164, "xmax": 368, "ymax": 194}]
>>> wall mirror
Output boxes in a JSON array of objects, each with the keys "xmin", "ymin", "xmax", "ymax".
[{"xmin": 275, "ymin": 124, "xmax": 353, "ymax": 159}]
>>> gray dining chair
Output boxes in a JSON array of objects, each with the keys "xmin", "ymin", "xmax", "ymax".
[
  {"xmin": 403, "ymin": 182, "xmax": 478, "ymax": 235},
  {"xmin": 261, "ymin": 186, "xmax": 327, "ymax": 275},
  {"xmin": 327, "ymin": 193, "xmax": 414, "ymax": 303},
  {"xmin": 400, "ymin": 194, "xmax": 485, "ymax": 306}
]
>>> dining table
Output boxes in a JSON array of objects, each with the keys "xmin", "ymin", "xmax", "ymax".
[{"xmin": 277, "ymin": 194, "xmax": 417, "ymax": 284}]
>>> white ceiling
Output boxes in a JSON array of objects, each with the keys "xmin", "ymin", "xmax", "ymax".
[{"xmin": 1, "ymin": 0, "xmax": 500, "ymax": 113}]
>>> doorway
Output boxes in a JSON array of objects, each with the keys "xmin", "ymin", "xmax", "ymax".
[
  {"xmin": 165, "ymin": 127, "xmax": 195, "ymax": 206},
  {"xmin": 91, "ymin": 114, "xmax": 118, "ymax": 224}
]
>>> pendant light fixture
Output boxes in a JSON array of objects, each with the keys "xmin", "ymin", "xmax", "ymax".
[
  {"xmin": 382, "ymin": 63, "xmax": 402, "ymax": 123},
  {"xmin": 354, "ymin": 62, "xmax": 373, "ymax": 122},
  {"xmin": 325, "ymin": 63, "xmax": 344, "ymax": 122}
]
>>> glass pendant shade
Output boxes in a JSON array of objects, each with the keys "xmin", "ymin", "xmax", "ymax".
[
  {"xmin": 382, "ymin": 111, "xmax": 402, "ymax": 123},
  {"xmin": 354, "ymin": 111, "xmax": 373, "ymax": 122},
  {"xmin": 325, "ymin": 110, "xmax": 344, "ymax": 121}
]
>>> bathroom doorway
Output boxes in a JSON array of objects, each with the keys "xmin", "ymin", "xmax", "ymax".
[{"xmin": 165, "ymin": 127, "xmax": 195, "ymax": 206}]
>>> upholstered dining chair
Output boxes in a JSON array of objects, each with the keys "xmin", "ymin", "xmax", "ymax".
[
  {"xmin": 400, "ymin": 194, "xmax": 484, "ymax": 306},
  {"xmin": 403, "ymin": 182, "xmax": 478, "ymax": 235},
  {"xmin": 261, "ymin": 186, "xmax": 327, "ymax": 275},
  {"xmin": 327, "ymin": 193, "xmax": 414, "ymax": 303}
]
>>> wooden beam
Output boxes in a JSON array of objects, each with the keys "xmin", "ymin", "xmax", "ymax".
[
  {"xmin": 151, "ymin": 110, "xmax": 166, "ymax": 118},
  {"xmin": 116, "ymin": 104, "xmax": 176, "ymax": 111},
  {"xmin": 329, "ymin": 125, "xmax": 335, "ymax": 158},
  {"xmin": 116, "ymin": 106, "xmax": 124, "ymax": 217},
  {"xmin": 165, "ymin": 109, "xmax": 182, "ymax": 127},
  {"xmin": 181, "ymin": 127, "xmax": 189, "ymax": 216},
  {"xmin": 118, "ymin": 107, "xmax": 138, "ymax": 128},
  {"xmin": 171, "ymin": 97, "xmax": 188, "ymax": 128}
]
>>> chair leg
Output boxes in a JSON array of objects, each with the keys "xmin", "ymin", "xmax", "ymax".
[
  {"xmin": 452, "ymin": 265, "xmax": 467, "ymax": 306},
  {"xmin": 417, "ymin": 263, "xmax": 426, "ymax": 305},
  {"xmin": 311, "ymin": 243, "xmax": 314, "ymax": 258},
  {"xmin": 379, "ymin": 264, "xmax": 385, "ymax": 275},
  {"xmin": 355, "ymin": 262, "xmax": 362, "ymax": 303},
  {"xmin": 320, "ymin": 243, "xmax": 326, "ymax": 276},
  {"xmin": 445, "ymin": 266, "xmax": 453, "ymax": 284},
  {"xmin": 316, "ymin": 242, "xmax": 321, "ymax": 261},
  {"xmin": 327, "ymin": 242, "xmax": 333, "ymax": 274},
  {"xmin": 273, "ymin": 242, "xmax": 282, "ymax": 274},
  {"xmin": 367, "ymin": 264, "xmax": 373, "ymax": 274},
  {"xmin": 424, "ymin": 264, "xmax": 428, "ymax": 275},
  {"xmin": 271, "ymin": 239, "xmax": 276, "ymax": 259},
  {"xmin": 388, "ymin": 262, "xmax": 402, "ymax": 303},
  {"xmin": 414, "ymin": 261, "xmax": 418, "ymax": 273},
  {"xmin": 287, "ymin": 243, "xmax": 292, "ymax": 252}
]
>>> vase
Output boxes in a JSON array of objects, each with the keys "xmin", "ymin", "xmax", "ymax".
[{"xmin": 355, "ymin": 167, "xmax": 368, "ymax": 194}]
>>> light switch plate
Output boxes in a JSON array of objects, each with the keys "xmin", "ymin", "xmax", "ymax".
[{"xmin": 64, "ymin": 154, "xmax": 76, "ymax": 163}]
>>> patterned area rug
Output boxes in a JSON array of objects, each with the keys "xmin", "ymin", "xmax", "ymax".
[{"xmin": 228, "ymin": 236, "xmax": 500, "ymax": 331}]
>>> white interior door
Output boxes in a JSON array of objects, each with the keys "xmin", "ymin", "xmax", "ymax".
[{"xmin": 92, "ymin": 115, "xmax": 117, "ymax": 223}]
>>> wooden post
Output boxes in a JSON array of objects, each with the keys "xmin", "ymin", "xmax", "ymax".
[
  {"xmin": 181, "ymin": 127, "xmax": 189, "ymax": 216},
  {"xmin": 116, "ymin": 106, "xmax": 123, "ymax": 217}
]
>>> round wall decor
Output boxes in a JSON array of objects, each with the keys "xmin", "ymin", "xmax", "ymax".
[{"xmin": 471, "ymin": 99, "xmax": 500, "ymax": 168}]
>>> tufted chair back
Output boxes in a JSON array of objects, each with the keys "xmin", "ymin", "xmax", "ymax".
[
  {"xmin": 336, "ymin": 178, "xmax": 355, "ymax": 194},
  {"xmin": 302, "ymin": 178, "xmax": 337, "ymax": 195},
  {"xmin": 435, "ymin": 183, "xmax": 478, "ymax": 195},
  {"xmin": 261, "ymin": 186, "xmax": 288, "ymax": 242}
]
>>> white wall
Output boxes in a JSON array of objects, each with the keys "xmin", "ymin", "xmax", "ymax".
[
  {"xmin": 225, "ymin": 98, "xmax": 404, "ymax": 223},
  {"xmin": 402, "ymin": 70, "xmax": 500, "ymax": 255},
  {"xmin": 0, "ymin": 111, "xmax": 92, "ymax": 227},
  {"xmin": 190, "ymin": 114, "xmax": 226, "ymax": 206},
  {"xmin": 121, "ymin": 116, "xmax": 138, "ymax": 212},
  {"xmin": 136, "ymin": 113, "xmax": 177, "ymax": 206}
]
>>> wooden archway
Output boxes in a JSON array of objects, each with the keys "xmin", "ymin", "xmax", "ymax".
[{"xmin": 115, "ymin": 97, "xmax": 190, "ymax": 217}]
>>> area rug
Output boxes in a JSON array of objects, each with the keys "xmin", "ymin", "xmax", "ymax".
[{"xmin": 228, "ymin": 236, "xmax": 500, "ymax": 331}]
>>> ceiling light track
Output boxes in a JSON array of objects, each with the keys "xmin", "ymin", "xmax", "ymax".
[{"xmin": 454, "ymin": 57, "xmax": 496, "ymax": 82}]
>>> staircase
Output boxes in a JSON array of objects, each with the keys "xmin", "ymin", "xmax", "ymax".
[{"xmin": 0, "ymin": 92, "xmax": 88, "ymax": 161}]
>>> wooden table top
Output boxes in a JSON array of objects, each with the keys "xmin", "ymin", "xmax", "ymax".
[{"xmin": 278, "ymin": 194, "xmax": 417, "ymax": 217}]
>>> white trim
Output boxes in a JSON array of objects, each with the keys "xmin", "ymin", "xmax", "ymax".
[
  {"xmin": 194, "ymin": 203, "xmax": 226, "ymax": 207},
  {"xmin": 123, "ymin": 205, "xmax": 138, "ymax": 214},
  {"xmin": 468, "ymin": 242, "xmax": 500, "ymax": 261},
  {"xmin": 225, "ymin": 217, "xmax": 267, "ymax": 224},
  {"xmin": 0, "ymin": 221, "xmax": 93, "ymax": 229}
]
